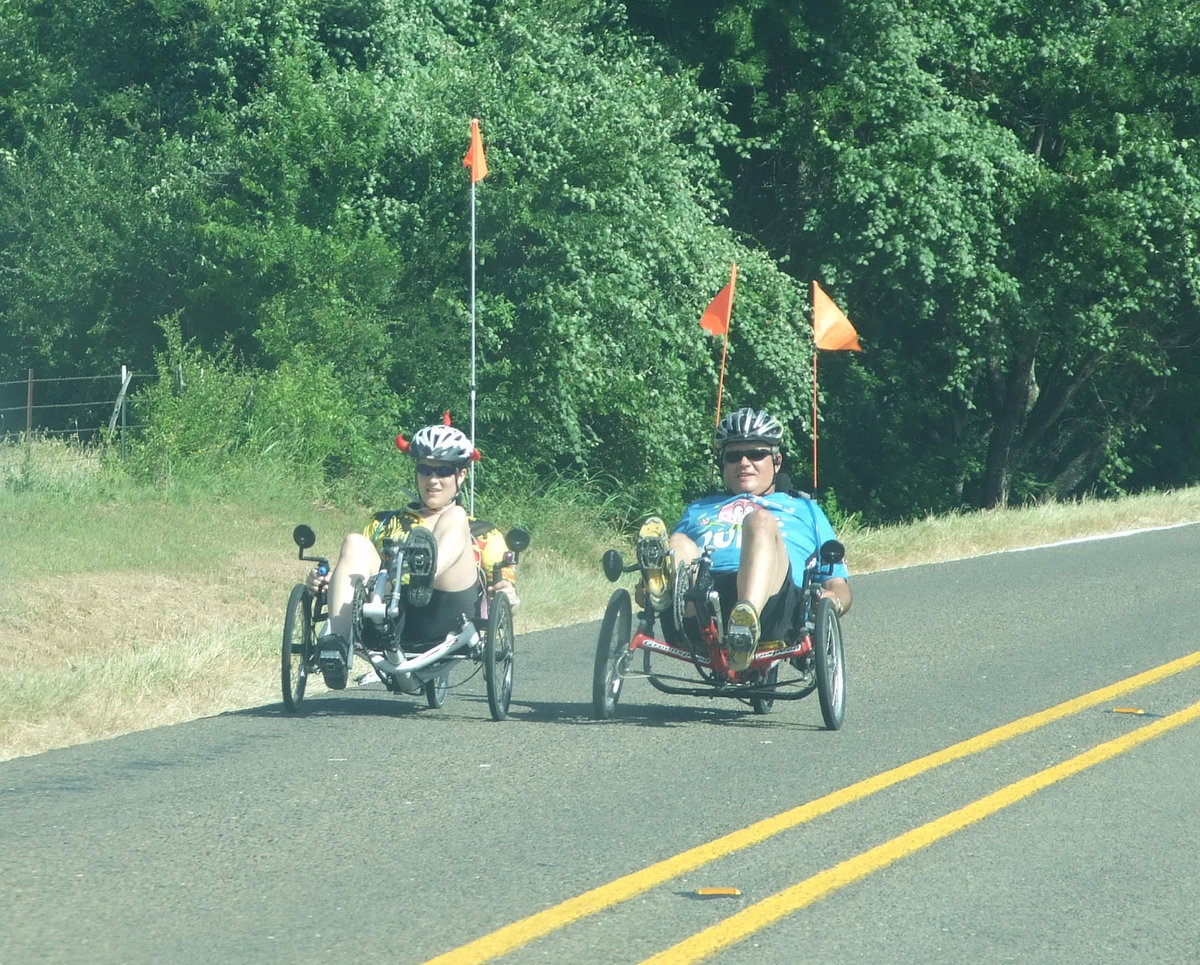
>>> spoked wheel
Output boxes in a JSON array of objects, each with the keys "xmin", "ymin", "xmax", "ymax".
[
  {"xmin": 484, "ymin": 591, "xmax": 515, "ymax": 721},
  {"xmin": 592, "ymin": 589, "xmax": 633, "ymax": 720},
  {"xmin": 425, "ymin": 671, "xmax": 448, "ymax": 709},
  {"xmin": 750, "ymin": 662, "xmax": 779, "ymax": 715},
  {"xmin": 813, "ymin": 597, "xmax": 846, "ymax": 730},
  {"xmin": 282, "ymin": 583, "xmax": 313, "ymax": 712}
]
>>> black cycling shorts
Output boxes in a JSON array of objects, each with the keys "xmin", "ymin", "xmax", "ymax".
[
  {"xmin": 402, "ymin": 585, "xmax": 480, "ymax": 647},
  {"xmin": 712, "ymin": 566, "xmax": 803, "ymax": 643}
]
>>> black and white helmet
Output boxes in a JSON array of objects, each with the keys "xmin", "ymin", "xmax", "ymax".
[
  {"xmin": 406, "ymin": 424, "xmax": 477, "ymax": 464},
  {"xmin": 715, "ymin": 407, "xmax": 784, "ymax": 452}
]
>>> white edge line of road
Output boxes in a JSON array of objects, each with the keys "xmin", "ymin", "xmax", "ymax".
[{"xmin": 866, "ymin": 519, "xmax": 1200, "ymax": 574}]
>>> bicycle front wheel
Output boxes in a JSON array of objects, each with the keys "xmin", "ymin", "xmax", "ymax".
[{"xmin": 281, "ymin": 583, "xmax": 312, "ymax": 712}]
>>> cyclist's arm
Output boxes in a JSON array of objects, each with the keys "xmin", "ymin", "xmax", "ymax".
[{"xmin": 819, "ymin": 576, "xmax": 851, "ymax": 616}]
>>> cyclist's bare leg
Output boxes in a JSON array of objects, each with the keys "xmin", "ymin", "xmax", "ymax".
[
  {"xmin": 668, "ymin": 532, "xmax": 701, "ymax": 567},
  {"xmin": 667, "ymin": 533, "xmax": 701, "ymax": 616},
  {"xmin": 735, "ymin": 509, "xmax": 789, "ymax": 615},
  {"xmin": 325, "ymin": 532, "xmax": 380, "ymax": 638},
  {"xmin": 426, "ymin": 503, "xmax": 477, "ymax": 593}
]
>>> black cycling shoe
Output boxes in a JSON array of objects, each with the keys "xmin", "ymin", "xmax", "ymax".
[
  {"xmin": 318, "ymin": 633, "xmax": 349, "ymax": 690},
  {"xmin": 403, "ymin": 527, "xmax": 438, "ymax": 608}
]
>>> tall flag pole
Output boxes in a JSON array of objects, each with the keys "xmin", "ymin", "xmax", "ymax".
[
  {"xmin": 811, "ymin": 280, "xmax": 863, "ymax": 489},
  {"xmin": 699, "ymin": 263, "xmax": 738, "ymax": 479},
  {"xmin": 462, "ymin": 118, "xmax": 488, "ymax": 514}
]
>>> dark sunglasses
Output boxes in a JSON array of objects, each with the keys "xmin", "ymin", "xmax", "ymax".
[
  {"xmin": 416, "ymin": 463, "xmax": 460, "ymax": 478},
  {"xmin": 723, "ymin": 448, "xmax": 774, "ymax": 465}
]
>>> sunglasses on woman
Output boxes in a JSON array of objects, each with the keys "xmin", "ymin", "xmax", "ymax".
[
  {"xmin": 416, "ymin": 463, "xmax": 460, "ymax": 478},
  {"xmin": 723, "ymin": 448, "xmax": 774, "ymax": 465}
]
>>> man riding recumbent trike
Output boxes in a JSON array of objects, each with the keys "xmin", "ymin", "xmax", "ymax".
[
  {"xmin": 280, "ymin": 421, "xmax": 530, "ymax": 721},
  {"xmin": 591, "ymin": 407, "xmax": 850, "ymax": 729}
]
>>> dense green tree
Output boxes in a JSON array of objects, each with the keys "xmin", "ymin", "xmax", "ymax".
[
  {"xmin": 3, "ymin": 0, "xmax": 1198, "ymax": 520},
  {"xmin": 0, "ymin": 0, "xmax": 811, "ymax": 512},
  {"xmin": 627, "ymin": 0, "xmax": 1200, "ymax": 518}
]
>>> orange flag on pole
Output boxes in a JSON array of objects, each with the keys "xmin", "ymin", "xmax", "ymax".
[
  {"xmin": 812, "ymin": 280, "xmax": 862, "ymax": 351},
  {"xmin": 700, "ymin": 264, "xmax": 738, "ymax": 336},
  {"xmin": 700, "ymin": 264, "xmax": 738, "ymax": 478},
  {"xmin": 463, "ymin": 117, "xmax": 488, "ymax": 182}
]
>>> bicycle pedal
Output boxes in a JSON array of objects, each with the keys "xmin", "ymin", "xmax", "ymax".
[{"xmin": 637, "ymin": 542, "xmax": 666, "ymax": 570}]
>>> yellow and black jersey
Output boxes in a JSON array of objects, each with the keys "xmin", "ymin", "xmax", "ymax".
[{"xmin": 362, "ymin": 506, "xmax": 515, "ymax": 585}]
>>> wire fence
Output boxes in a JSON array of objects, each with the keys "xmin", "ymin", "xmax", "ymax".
[{"xmin": 0, "ymin": 367, "xmax": 152, "ymax": 458}]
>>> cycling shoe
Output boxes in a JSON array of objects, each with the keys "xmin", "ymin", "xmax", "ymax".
[
  {"xmin": 636, "ymin": 516, "xmax": 670, "ymax": 612},
  {"xmin": 725, "ymin": 600, "xmax": 760, "ymax": 672},
  {"xmin": 318, "ymin": 633, "xmax": 349, "ymax": 690},
  {"xmin": 403, "ymin": 527, "xmax": 438, "ymax": 608}
]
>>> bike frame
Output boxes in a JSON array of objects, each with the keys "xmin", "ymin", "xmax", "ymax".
[
  {"xmin": 622, "ymin": 545, "xmax": 837, "ymax": 701},
  {"xmin": 355, "ymin": 536, "xmax": 521, "ymax": 687}
]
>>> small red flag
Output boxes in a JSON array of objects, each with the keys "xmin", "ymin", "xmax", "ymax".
[
  {"xmin": 700, "ymin": 264, "xmax": 738, "ymax": 336},
  {"xmin": 463, "ymin": 118, "xmax": 488, "ymax": 183},
  {"xmin": 812, "ymin": 280, "xmax": 862, "ymax": 351}
]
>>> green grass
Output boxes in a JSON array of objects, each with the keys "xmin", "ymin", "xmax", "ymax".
[{"xmin": 3, "ymin": 436, "xmax": 1199, "ymax": 761}]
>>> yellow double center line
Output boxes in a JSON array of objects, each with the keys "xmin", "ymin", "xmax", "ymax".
[
  {"xmin": 425, "ymin": 650, "xmax": 1200, "ymax": 965},
  {"xmin": 645, "ymin": 694, "xmax": 1200, "ymax": 964}
]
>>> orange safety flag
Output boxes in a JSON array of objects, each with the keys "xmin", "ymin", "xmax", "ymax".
[
  {"xmin": 463, "ymin": 117, "xmax": 488, "ymax": 182},
  {"xmin": 700, "ymin": 264, "xmax": 738, "ymax": 336},
  {"xmin": 812, "ymin": 280, "xmax": 862, "ymax": 351}
]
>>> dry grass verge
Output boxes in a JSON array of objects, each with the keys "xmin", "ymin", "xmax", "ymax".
[{"xmin": 3, "ymin": 461, "xmax": 1198, "ymax": 761}]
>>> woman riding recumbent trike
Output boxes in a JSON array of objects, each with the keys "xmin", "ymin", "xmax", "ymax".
[
  {"xmin": 282, "ymin": 520, "xmax": 530, "ymax": 720},
  {"xmin": 591, "ymin": 537, "xmax": 847, "ymax": 728}
]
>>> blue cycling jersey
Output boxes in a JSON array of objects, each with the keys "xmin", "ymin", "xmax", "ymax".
[{"xmin": 672, "ymin": 490, "xmax": 849, "ymax": 585}]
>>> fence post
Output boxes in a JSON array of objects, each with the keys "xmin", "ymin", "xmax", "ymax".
[
  {"xmin": 26, "ymin": 368, "xmax": 33, "ymax": 436},
  {"xmin": 106, "ymin": 367, "xmax": 134, "ymax": 457},
  {"xmin": 121, "ymin": 365, "xmax": 129, "ymax": 458}
]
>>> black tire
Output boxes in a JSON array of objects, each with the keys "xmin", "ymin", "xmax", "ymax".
[
  {"xmin": 282, "ymin": 583, "xmax": 312, "ymax": 712},
  {"xmin": 750, "ymin": 662, "xmax": 779, "ymax": 715},
  {"xmin": 425, "ymin": 672, "xmax": 448, "ymax": 709},
  {"xmin": 484, "ymin": 591, "xmax": 515, "ymax": 721},
  {"xmin": 813, "ymin": 597, "xmax": 846, "ymax": 730},
  {"xmin": 592, "ymin": 589, "xmax": 633, "ymax": 720}
]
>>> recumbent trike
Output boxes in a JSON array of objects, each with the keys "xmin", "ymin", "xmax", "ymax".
[
  {"xmin": 591, "ymin": 537, "xmax": 846, "ymax": 728},
  {"xmin": 282, "ymin": 522, "xmax": 530, "ymax": 720}
]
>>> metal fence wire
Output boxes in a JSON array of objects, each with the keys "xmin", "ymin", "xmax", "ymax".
[{"xmin": 0, "ymin": 367, "xmax": 149, "ymax": 449}]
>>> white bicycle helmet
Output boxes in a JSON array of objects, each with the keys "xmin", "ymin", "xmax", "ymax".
[
  {"xmin": 714, "ymin": 406, "xmax": 784, "ymax": 451},
  {"xmin": 397, "ymin": 423, "xmax": 479, "ymax": 464}
]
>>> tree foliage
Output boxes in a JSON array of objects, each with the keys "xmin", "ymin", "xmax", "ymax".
[
  {"xmin": 629, "ymin": 0, "xmax": 1200, "ymax": 518},
  {"xmin": 2, "ymin": 0, "xmax": 1199, "ymax": 521}
]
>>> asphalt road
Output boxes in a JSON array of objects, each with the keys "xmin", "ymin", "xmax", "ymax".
[{"xmin": 3, "ymin": 523, "xmax": 1199, "ymax": 965}]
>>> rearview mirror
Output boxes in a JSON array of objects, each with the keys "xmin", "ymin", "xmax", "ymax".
[
  {"xmin": 820, "ymin": 539, "xmax": 845, "ymax": 567},
  {"xmin": 505, "ymin": 527, "xmax": 531, "ymax": 554},
  {"xmin": 602, "ymin": 549, "xmax": 625, "ymax": 583},
  {"xmin": 293, "ymin": 524, "xmax": 316, "ymax": 551}
]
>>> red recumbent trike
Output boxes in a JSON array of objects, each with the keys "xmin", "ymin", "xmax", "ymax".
[{"xmin": 591, "ymin": 539, "xmax": 846, "ymax": 729}]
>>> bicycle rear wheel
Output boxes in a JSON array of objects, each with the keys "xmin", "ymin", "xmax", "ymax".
[
  {"xmin": 425, "ymin": 671, "xmax": 449, "ymax": 709},
  {"xmin": 750, "ymin": 663, "xmax": 779, "ymax": 715}
]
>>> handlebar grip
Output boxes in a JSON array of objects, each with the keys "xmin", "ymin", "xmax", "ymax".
[{"xmin": 490, "ymin": 552, "xmax": 517, "ymax": 583}]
